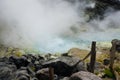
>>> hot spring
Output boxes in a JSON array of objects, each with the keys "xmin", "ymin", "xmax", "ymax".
[{"xmin": 0, "ymin": 0, "xmax": 120, "ymax": 53}]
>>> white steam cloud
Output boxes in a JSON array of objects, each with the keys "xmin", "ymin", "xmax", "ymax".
[{"xmin": 0, "ymin": 0, "xmax": 120, "ymax": 53}]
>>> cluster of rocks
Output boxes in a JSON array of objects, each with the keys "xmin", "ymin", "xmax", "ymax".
[{"xmin": 0, "ymin": 53, "xmax": 103, "ymax": 80}]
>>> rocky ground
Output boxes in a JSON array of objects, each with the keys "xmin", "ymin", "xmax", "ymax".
[{"xmin": 0, "ymin": 44, "xmax": 120, "ymax": 80}]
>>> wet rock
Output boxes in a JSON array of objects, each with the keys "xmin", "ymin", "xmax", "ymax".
[
  {"xmin": 42, "ymin": 56, "xmax": 85, "ymax": 76},
  {"xmin": 70, "ymin": 71, "xmax": 102, "ymax": 80}
]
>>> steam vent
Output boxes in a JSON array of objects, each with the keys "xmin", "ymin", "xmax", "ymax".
[{"xmin": 0, "ymin": 0, "xmax": 120, "ymax": 80}]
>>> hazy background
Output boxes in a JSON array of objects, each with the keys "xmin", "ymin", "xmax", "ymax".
[{"xmin": 0, "ymin": 0, "xmax": 120, "ymax": 53}]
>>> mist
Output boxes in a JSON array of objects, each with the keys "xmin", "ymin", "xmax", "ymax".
[{"xmin": 0, "ymin": 0, "xmax": 120, "ymax": 53}]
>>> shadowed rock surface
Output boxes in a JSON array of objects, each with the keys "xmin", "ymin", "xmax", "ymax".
[{"xmin": 42, "ymin": 56, "xmax": 86, "ymax": 76}]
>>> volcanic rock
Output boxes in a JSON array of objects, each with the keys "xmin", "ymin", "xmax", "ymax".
[
  {"xmin": 70, "ymin": 71, "xmax": 102, "ymax": 80},
  {"xmin": 9, "ymin": 56, "xmax": 30, "ymax": 69},
  {"xmin": 36, "ymin": 68, "xmax": 49, "ymax": 80},
  {"xmin": 31, "ymin": 77, "xmax": 38, "ymax": 80},
  {"xmin": 0, "ymin": 61, "xmax": 17, "ymax": 80},
  {"xmin": 42, "ymin": 56, "xmax": 86, "ymax": 76},
  {"xmin": 0, "ymin": 57, "xmax": 9, "ymax": 62},
  {"xmin": 15, "ymin": 68, "xmax": 30, "ymax": 80}
]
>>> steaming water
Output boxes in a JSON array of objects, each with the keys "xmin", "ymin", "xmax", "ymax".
[{"xmin": 0, "ymin": 0, "xmax": 120, "ymax": 53}]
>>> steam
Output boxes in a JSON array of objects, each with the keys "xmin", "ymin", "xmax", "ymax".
[{"xmin": 0, "ymin": 0, "xmax": 120, "ymax": 53}]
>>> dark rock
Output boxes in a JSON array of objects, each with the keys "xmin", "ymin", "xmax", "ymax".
[
  {"xmin": 42, "ymin": 56, "xmax": 85, "ymax": 76},
  {"xmin": 15, "ymin": 69, "xmax": 30, "ymax": 80},
  {"xmin": 70, "ymin": 76, "xmax": 82, "ymax": 80},
  {"xmin": 9, "ymin": 56, "xmax": 30, "ymax": 69},
  {"xmin": 103, "ymin": 59, "xmax": 110, "ymax": 65},
  {"xmin": 0, "ymin": 57, "xmax": 9, "ymax": 62},
  {"xmin": 27, "ymin": 63, "xmax": 36, "ymax": 77},
  {"xmin": 96, "ymin": 0, "xmax": 120, "ymax": 9},
  {"xmin": 0, "ymin": 67, "xmax": 15, "ymax": 80},
  {"xmin": 31, "ymin": 77, "xmax": 38, "ymax": 80},
  {"xmin": 0, "ymin": 62, "xmax": 17, "ymax": 80},
  {"xmin": 22, "ymin": 54, "xmax": 36, "ymax": 63},
  {"xmin": 17, "ymin": 75, "xmax": 29, "ymax": 80},
  {"xmin": 36, "ymin": 73, "xmax": 49, "ymax": 80},
  {"xmin": 23, "ymin": 54, "xmax": 44, "ymax": 64},
  {"xmin": 61, "ymin": 53, "xmax": 69, "ymax": 56},
  {"xmin": 37, "ymin": 55, "xmax": 44, "ymax": 60},
  {"xmin": 34, "ymin": 61, "xmax": 43, "ymax": 71},
  {"xmin": 35, "ymin": 68, "xmax": 59, "ymax": 80},
  {"xmin": 36, "ymin": 68, "xmax": 49, "ymax": 80},
  {"xmin": 45, "ymin": 53, "xmax": 52, "ymax": 60},
  {"xmin": 34, "ymin": 64, "xmax": 42, "ymax": 71},
  {"xmin": 15, "ymin": 65, "xmax": 36, "ymax": 79},
  {"xmin": 70, "ymin": 71, "xmax": 102, "ymax": 80}
]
